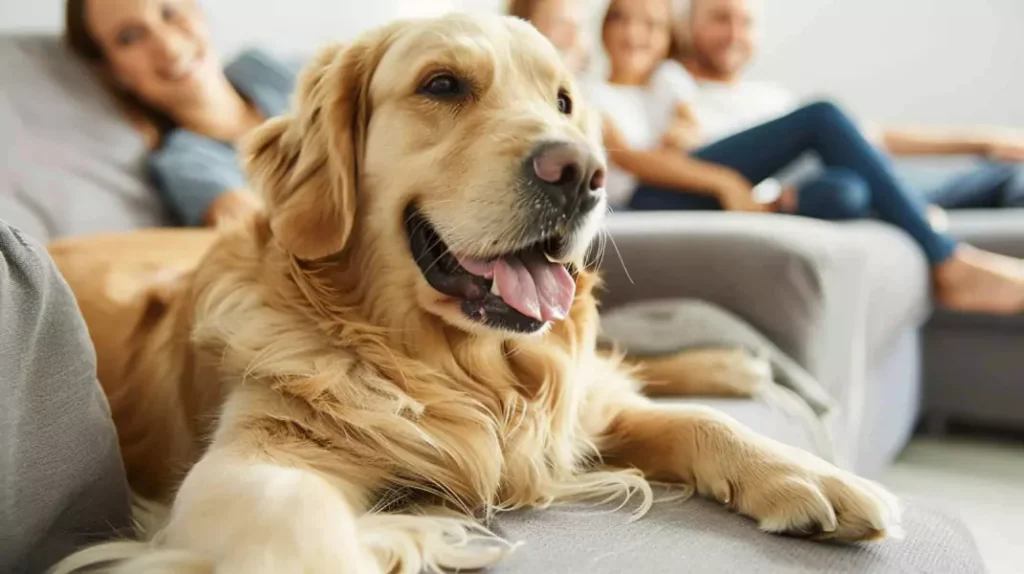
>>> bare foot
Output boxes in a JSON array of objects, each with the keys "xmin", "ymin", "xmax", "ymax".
[{"xmin": 934, "ymin": 245, "xmax": 1024, "ymax": 315}]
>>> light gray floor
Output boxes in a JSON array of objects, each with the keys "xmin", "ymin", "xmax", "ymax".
[{"xmin": 880, "ymin": 437, "xmax": 1024, "ymax": 574}]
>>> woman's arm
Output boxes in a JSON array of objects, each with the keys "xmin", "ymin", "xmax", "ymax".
[
  {"xmin": 202, "ymin": 189, "xmax": 261, "ymax": 226},
  {"xmin": 602, "ymin": 118, "xmax": 766, "ymax": 212},
  {"xmin": 150, "ymin": 136, "xmax": 260, "ymax": 228}
]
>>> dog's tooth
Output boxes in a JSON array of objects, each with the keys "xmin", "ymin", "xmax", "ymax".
[
  {"xmin": 490, "ymin": 281, "xmax": 501, "ymax": 296},
  {"xmin": 544, "ymin": 252, "xmax": 559, "ymax": 264}
]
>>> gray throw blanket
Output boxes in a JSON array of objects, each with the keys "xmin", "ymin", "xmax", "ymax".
[{"xmin": 598, "ymin": 299, "xmax": 837, "ymax": 461}]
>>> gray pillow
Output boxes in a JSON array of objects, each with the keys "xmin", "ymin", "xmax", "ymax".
[{"xmin": 0, "ymin": 220, "xmax": 132, "ymax": 573}]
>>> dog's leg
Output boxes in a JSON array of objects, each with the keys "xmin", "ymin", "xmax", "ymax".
[
  {"xmin": 115, "ymin": 446, "xmax": 381, "ymax": 574},
  {"xmin": 55, "ymin": 438, "xmax": 511, "ymax": 574},
  {"xmin": 585, "ymin": 365, "xmax": 901, "ymax": 542},
  {"xmin": 160, "ymin": 447, "xmax": 510, "ymax": 573},
  {"xmin": 619, "ymin": 348, "xmax": 770, "ymax": 398}
]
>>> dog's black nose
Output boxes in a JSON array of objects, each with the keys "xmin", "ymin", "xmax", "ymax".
[{"xmin": 527, "ymin": 141, "xmax": 605, "ymax": 214}]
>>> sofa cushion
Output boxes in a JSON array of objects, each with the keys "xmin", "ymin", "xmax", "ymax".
[{"xmin": 0, "ymin": 35, "xmax": 174, "ymax": 242}]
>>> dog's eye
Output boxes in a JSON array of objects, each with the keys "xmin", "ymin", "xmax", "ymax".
[
  {"xmin": 557, "ymin": 89, "xmax": 573, "ymax": 115},
  {"xmin": 420, "ymin": 74, "xmax": 464, "ymax": 98}
]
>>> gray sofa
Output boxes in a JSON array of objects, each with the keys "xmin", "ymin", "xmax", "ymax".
[
  {"xmin": 600, "ymin": 212, "xmax": 931, "ymax": 476},
  {"xmin": 0, "ymin": 34, "xmax": 1002, "ymax": 573}
]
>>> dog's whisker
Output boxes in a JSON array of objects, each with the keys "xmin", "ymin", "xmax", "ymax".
[{"xmin": 602, "ymin": 225, "xmax": 633, "ymax": 285}]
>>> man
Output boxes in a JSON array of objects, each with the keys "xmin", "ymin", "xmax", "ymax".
[{"xmin": 673, "ymin": 0, "xmax": 1024, "ymax": 211}]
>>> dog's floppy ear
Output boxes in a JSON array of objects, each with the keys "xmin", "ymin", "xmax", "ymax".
[{"xmin": 242, "ymin": 30, "xmax": 395, "ymax": 260}]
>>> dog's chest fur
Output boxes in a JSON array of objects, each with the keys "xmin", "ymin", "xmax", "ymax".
[
  {"xmin": 340, "ymin": 331, "xmax": 601, "ymax": 514},
  {"xmin": 191, "ymin": 237, "xmax": 606, "ymax": 514},
  {"xmin": 222, "ymin": 335, "xmax": 602, "ymax": 516}
]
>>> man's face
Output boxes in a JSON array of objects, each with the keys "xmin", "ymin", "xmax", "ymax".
[{"xmin": 689, "ymin": 0, "xmax": 757, "ymax": 76}]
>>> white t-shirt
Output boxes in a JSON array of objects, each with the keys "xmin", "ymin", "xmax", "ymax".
[
  {"xmin": 581, "ymin": 64, "xmax": 801, "ymax": 207},
  {"xmin": 692, "ymin": 80, "xmax": 798, "ymax": 144},
  {"xmin": 580, "ymin": 60, "xmax": 699, "ymax": 207}
]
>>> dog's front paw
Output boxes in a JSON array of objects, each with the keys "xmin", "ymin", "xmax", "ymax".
[{"xmin": 697, "ymin": 441, "xmax": 902, "ymax": 542}]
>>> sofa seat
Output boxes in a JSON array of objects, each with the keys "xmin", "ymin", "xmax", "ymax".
[
  {"xmin": 490, "ymin": 497, "xmax": 983, "ymax": 574},
  {"xmin": 484, "ymin": 395, "xmax": 984, "ymax": 574}
]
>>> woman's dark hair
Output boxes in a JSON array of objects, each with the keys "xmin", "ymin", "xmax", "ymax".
[{"xmin": 65, "ymin": 0, "xmax": 176, "ymax": 144}]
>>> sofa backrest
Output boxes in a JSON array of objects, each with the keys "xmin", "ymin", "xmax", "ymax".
[{"xmin": 0, "ymin": 34, "xmax": 174, "ymax": 242}]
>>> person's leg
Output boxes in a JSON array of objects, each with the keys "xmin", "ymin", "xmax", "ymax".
[
  {"xmin": 918, "ymin": 161, "xmax": 1021, "ymax": 209},
  {"xmin": 628, "ymin": 184, "xmax": 724, "ymax": 211},
  {"xmin": 998, "ymin": 163, "xmax": 1024, "ymax": 207},
  {"xmin": 0, "ymin": 220, "xmax": 132, "ymax": 573},
  {"xmin": 794, "ymin": 168, "xmax": 872, "ymax": 221},
  {"xmin": 629, "ymin": 169, "xmax": 874, "ymax": 222},
  {"xmin": 692, "ymin": 101, "xmax": 957, "ymax": 265},
  {"xmin": 689, "ymin": 104, "xmax": 1024, "ymax": 314}
]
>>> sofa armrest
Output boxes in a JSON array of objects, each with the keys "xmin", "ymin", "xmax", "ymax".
[{"xmin": 598, "ymin": 212, "xmax": 930, "ymax": 468}]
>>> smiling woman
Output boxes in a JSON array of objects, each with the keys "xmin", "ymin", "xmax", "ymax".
[{"xmin": 64, "ymin": 0, "xmax": 295, "ymax": 227}]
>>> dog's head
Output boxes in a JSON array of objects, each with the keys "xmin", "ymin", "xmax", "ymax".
[{"xmin": 245, "ymin": 14, "xmax": 607, "ymax": 337}]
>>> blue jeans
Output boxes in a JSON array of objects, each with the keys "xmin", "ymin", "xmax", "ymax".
[
  {"xmin": 628, "ymin": 101, "xmax": 958, "ymax": 265},
  {"xmin": 918, "ymin": 161, "xmax": 1024, "ymax": 209}
]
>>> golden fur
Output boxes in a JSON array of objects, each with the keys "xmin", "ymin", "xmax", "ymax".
[{"xmin": 52, "ymin": 14, "xmax": 899, "ymax": 574}]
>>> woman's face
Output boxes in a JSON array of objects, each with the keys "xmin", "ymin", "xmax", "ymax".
[
  {"xmin": 603, "ymin": 0, "xmax": 673, "ymax": 81},
  {"xmin": 84, "ymin": 0, "xmax": 219, "ymax": 111},
  {"xmin": 530, "ymin": 0, "xmax": 582, "ymax": 55}
]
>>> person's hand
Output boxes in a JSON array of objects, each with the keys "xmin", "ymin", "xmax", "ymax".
[
  {"xmin": 769, "ymin": 186, "xmax": 799, "ymax": 213},
  {"xmin": 982, "ymin": 134, "xmax": 1024, "ymax": 162},
  {"xmin": 203, "ymin": 190, "xmax": 261, "ymax": 227},
  {"xmin": 601, "ymin": 116, "xmax": 628, "ymax": 152},
  {"xmin": 714, "ymin": 171, "xmax": 769, "ymax": 213},
  {"xmin": 660, "ymin": 122, "xmax": 703, "ymax": 151},
  {"xmin": 660, "ymin": 102, "xmax": 703, "ymax": 151}
]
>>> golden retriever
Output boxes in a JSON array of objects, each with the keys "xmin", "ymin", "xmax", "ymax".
[{"xmin": 52, "ymin": 13, "xmax": 899, "ymax": 574}]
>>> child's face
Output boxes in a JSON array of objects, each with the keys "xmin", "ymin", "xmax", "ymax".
[{"xmin": 530, "ymin": 0, "xmax": 582, "ymax": 55}]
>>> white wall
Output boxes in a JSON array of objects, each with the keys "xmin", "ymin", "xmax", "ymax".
[
  {"xmin": 746, "ymin": 0, "xmax": 1024, "ymax": 128},
  {"xmin": 0, "ymin": 0, "xmax": 488, "ymax": 56},
  {"xmin": 2, "ymin": 0, "xmax": 1021, "ymax": 128}
]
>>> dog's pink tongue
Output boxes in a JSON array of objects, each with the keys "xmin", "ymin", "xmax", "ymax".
[{"xmin": 493, "ymin": 252, "xmax": 575, "ymax": 322}]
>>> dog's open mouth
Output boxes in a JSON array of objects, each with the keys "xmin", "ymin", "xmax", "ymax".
[{"xmin": 405, "ymin": 206, "xmax": 575, "ymax": 333}]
